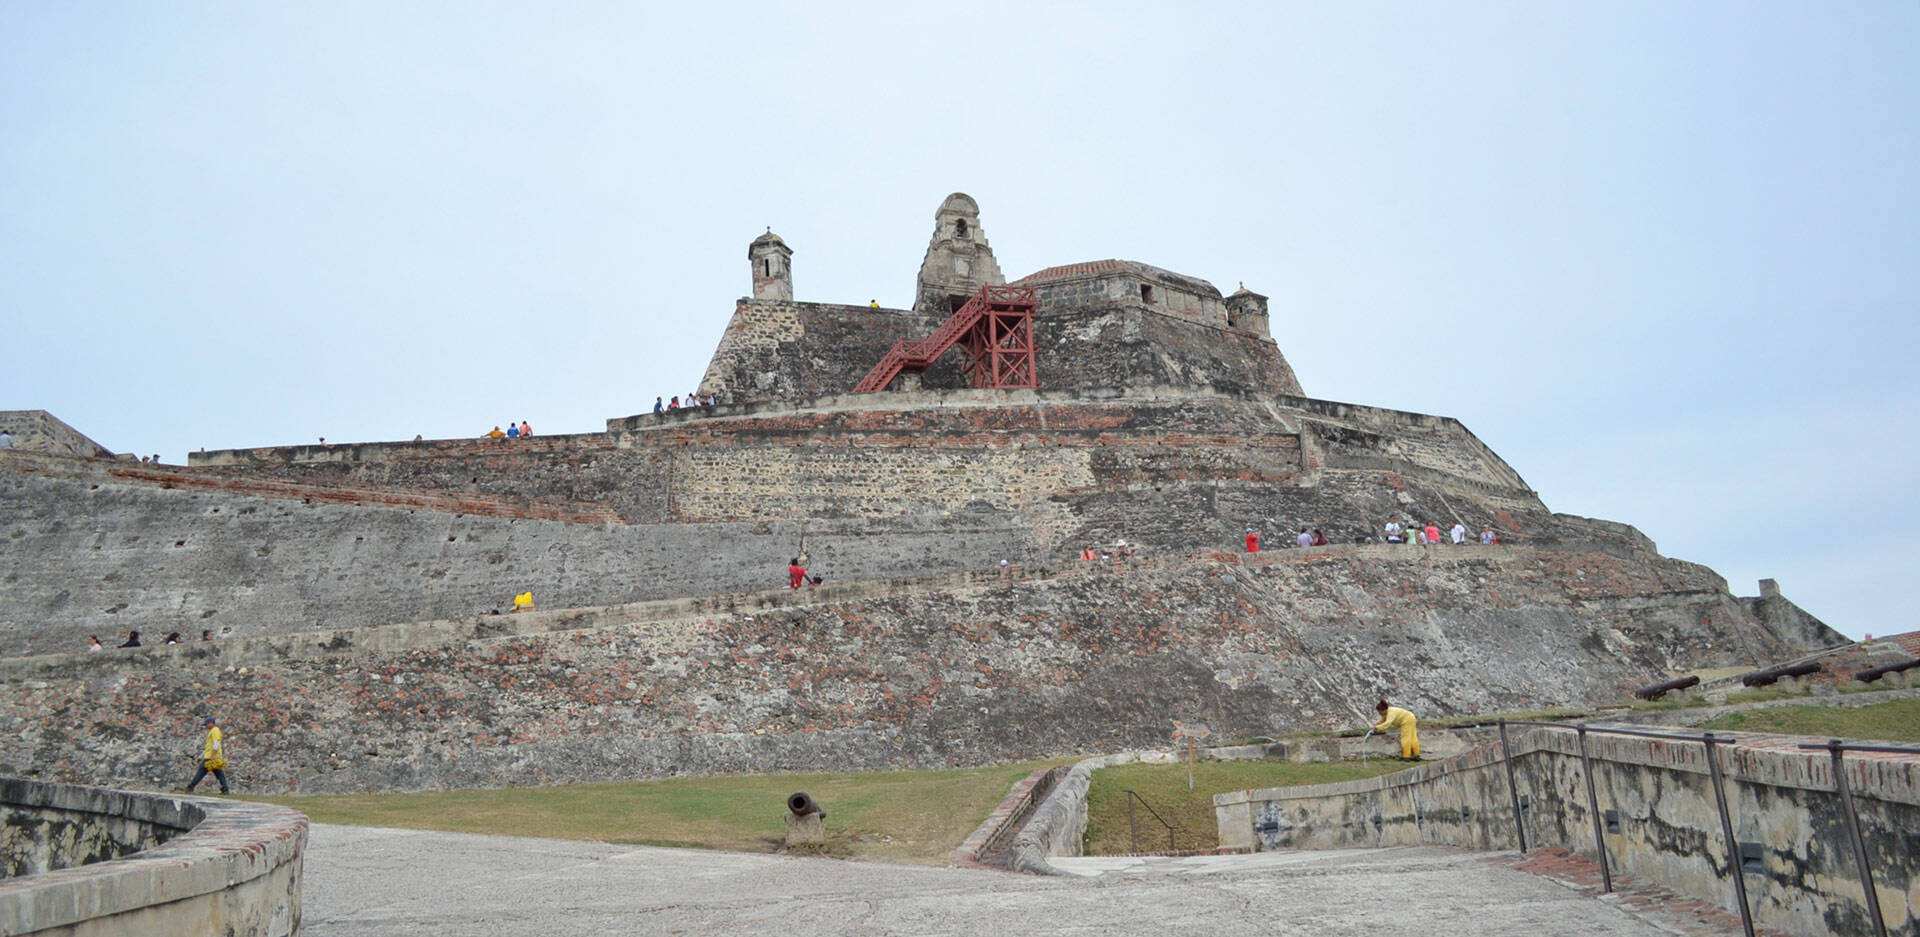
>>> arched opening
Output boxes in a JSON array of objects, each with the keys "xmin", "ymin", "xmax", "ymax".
[{"xmin": 955, "ymin": 219, "xmax": 969, "ymax": 239}]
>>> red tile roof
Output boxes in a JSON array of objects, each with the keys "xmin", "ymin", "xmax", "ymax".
[{"xmin": 1013, "ymin": 259, "xmax": 1129, "ymax": 283}]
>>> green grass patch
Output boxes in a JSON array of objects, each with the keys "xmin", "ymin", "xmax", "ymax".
[
  {"xmin": 244, "ymin": 759, "xmax": 1072, "ymax": 865},
  {"xmin": 1698, "ymin": 698, "xmax": 1920, "ymax": 743},
  {"xmin": 1084, "ymin": 759, "xmax": 1407, "ymax": 855}
]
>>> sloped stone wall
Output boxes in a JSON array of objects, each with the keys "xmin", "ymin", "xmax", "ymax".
[{"xmin": 0, "ymin": 547, "xmax": 1813, "ymax": 795}]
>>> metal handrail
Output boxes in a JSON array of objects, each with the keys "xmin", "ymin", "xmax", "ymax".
[
  {"xmin": 1498, "ymin": 719, "xmax": 1756, "ymax": 937},
  {"xmin": 1793, "ymin": 738, "xmax": 1906, "ymax": 937},
  {"xmin": 1121, "ymin": 789, "xmax": 1177, "ymax": 853}
]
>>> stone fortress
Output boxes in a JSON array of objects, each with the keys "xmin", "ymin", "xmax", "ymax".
[{"xmin": 0, "ymin": 194, "xmax": 1844, "ymax": 795}]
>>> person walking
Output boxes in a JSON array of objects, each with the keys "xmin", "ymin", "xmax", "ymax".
[
  {"xmin": 118, "ymin": 630, "xmax": 141, "ymax": 648},
  {"xmin": 185, "ymin": 716, "xmax": 230, "ymax": 794},
  {"xmin": 1371, "ymin": 700, "xmax": 1420, "ymax": 760}
]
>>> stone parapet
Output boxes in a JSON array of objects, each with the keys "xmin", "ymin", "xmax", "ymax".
[
  {"xmin": 0, "ymin": 779, "xmax": 306, "ymax": 936},
  {"xmin": 1215, "ymin": 728, "xmax": 1920, "ymax": 937}
]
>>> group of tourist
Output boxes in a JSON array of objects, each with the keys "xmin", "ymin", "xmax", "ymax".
[
  {"xmin": 484, "ymin": 421, "xmax": 534, "ymax": 440},
  {"xmin": 1078, "ymin": 542, "xmax": 1137, "ymax": 561},
  {"xmin": 1239, "ymin": 519, "xmax": 1502, "ymax": 552},
  {"xmin": 1382, "ymin": 518, "xmax": 1497, "ymax": 546},
  {"xmin": 653, "ymin": 393, "xmax": 719, "ymax": 413},
  {"xmin": 91, "ymin": 629, "xmax": 218, "ymax": 650}
]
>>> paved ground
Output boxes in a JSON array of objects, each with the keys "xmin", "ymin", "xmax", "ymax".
[{"xmin": 302, "ymin": 825, "xmax": 1696, "ymax": 937}]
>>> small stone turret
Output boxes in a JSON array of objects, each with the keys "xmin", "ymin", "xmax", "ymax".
[
  {"xmin": 913, "ymin": 193, "xmax": 1005, "ymax": 314},
  {"xmin": 749, "ymin": 229, "xmax": 793, "ymax": 301},
  {"xmin": 1225, "ymin": 283, "xmax": 1270, "ymax": 338}
]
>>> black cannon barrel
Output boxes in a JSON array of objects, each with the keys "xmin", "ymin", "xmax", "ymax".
[
  {"xmin": 1743, "ymin": 661, "xmax": 1824, "ymax": 686},
  {"xmin": 787, "ymin": 791, "xmax": 824, "ymax": 818},
  {"xmin": 1854, "ymin": 658, "xmax": 1920, "ymax": 683},
  {"xmin": 1634, "ymin": 675, "xmax": 1700, "ymax": 700}
]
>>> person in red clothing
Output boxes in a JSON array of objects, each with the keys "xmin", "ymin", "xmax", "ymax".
[
  {"xmin": 787, "ymin": 558, "xmax": 808, "ymax": 590},
  {"xmin": 1244, "ymin": 528, "xmax": 1260, "ymax": 553},
  {"xmin": 1423, "ymin": 523, "xmax": 1441, "ymax": 546}
]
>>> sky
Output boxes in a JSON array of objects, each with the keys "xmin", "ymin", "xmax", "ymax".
[{"xmin": 3, "ymin": 2, "xmax": 1915, "ymax": 638}]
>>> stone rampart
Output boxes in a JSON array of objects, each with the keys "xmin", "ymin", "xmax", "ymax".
[
  {"xmin": 0, "ymin": 454, "xmax": 1031, "ymax": 655},
  {"xmin": 1214, "ymin": 729, "xmax": 1920, "ymax": 937},
  {"xmin": 0, "ymin": 547, "xmax": 1819, "ymax": 795},
  {"xmin": 0, "ymin": 779, "xmax": 305, "ymax": 936},
  {"xmin": 0, "ymin": 412, "xmax": 111, "ymax": 460}
]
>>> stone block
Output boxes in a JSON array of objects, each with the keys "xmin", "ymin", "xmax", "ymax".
[{"xmin": 784, "ymin": 811, "xmax": 823, "ymax": 846}]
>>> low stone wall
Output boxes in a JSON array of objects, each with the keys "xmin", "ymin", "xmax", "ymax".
[
  {"xmin": 1009, "ymin": 751, "xmax": 1165, "ymax": 875},
  {"xmin": 0, "ymin": 778, "xmax": 306, "ymax": 936},
  {"xmin": 1215, "ymin": 729, "xmax": 1920, "ymax": 937}
]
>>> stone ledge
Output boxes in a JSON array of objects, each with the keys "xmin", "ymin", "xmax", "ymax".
[{"xmin": 0, "ymin": 779, "xmax": 307, "ymax": 935}]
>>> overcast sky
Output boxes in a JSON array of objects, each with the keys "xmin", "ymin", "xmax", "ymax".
[{"xmin": 4, "ymin": 2, "xmax": 1914, "ymax": 638}]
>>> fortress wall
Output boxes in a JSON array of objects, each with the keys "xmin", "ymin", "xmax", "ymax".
[
  {"xmin": 698, "ymin": 300, "xmax": 957, "ymax": 405},
  {"xmin": 0, "ymin": 411, "xmax": 113, "ymax": 460},
  {"xmin": 0, "ymin": 547, "xmax": 1800, "ymax": 795},
  {"xmin": 0, "ymin": 467, "xmax": 1034, "ymax": 656},
  {"xmin": 192, "ymin": 397, "xmax": 1315, "ymax": 527},
  {"xmin": 698, "ymin": 294, "xmax": 1303, "ymax": 408},
  {"xmin": 1033, "ymin": 306, "xmax": 1304, "ymax": 397}
]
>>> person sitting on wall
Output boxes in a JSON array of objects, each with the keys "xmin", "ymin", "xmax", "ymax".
[
  {"xmin": 1372, "ymin": 699, "xmax": 1421, "ymax": 760},
  {"xmin": 1244, "ymin": 528, "xmax": 1260, "ymax": 553},
  {"xmin": 1295, "ymin": 528, "xmax": 1314, "ymax": 548},
  {"xmin": 653, "ymin": 397, "xmax": 664, "ymax": 414},
  {"xmin": 787, "ymin": 558, "xmax": 808, "ymax": 590},
  {"xmin": 201, "ymin": 629, "xmax": 215, "ymax": 641},
  {"xmin": 118, "ymin": 630, "xmax": 141, "ymax": 648},
  {"xmin": 88, "ymin": 635, "xmax": 103, "ymax": 652},
  {"xmin": 519, "ymin": 421, "xmax": 532, "ymax": 438},
  {"xmin": 1423, "ymin": 523, "xmax": 1441, "ymax": 547},
  {"xmin": 512, "ymin": 591, "xmax": 535, "ymax": 613},
  {"xmin": 1384, "ymin": 518, "xmax": 1404, "ymax": 543},
  {"xmin": 1079, "ymin": 545, "xmax": 1096, "ymax": 562},
  {"xmin": 0, "ymin": 430, "xmax": 12, "ymax": 449},
  {"xmin": 1450, "ymin": 522, "xmax": 1468, "ymax": 545},
  {"xmin": 1311, "ymin": 529, "xmax": 1329, "ymax": 547},
  {"xmin": 1481, "ymin": 526, "xmax": 1498, "ymax": 545},
  {"xmin": 485, "ymin": 426, "xmax": 506, "ymax": 439},
  {"xmin": 506, "ymin": 422, "xmax": 520, "ymax": 438},
  {"xmin": 165, "ymin": 632, "xmax": 182, "ymax": 645},
  {"xmin": 668, "ymin": 396, "xmax": 679, "ymax": 410}
]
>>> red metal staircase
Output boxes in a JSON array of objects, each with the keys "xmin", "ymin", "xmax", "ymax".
[{"xmin": 853, "ymin": 285, "xmax": 1039, "ymax": 393}]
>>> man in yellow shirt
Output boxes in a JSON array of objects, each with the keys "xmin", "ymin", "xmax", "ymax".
[
  {"xmin": 185, "ymin": 716, "xmax": 230, "ymax": 794},
  {"xmin": 1373, "ymin": 699, "xmax": 1420, "ymax": 760},
  {"xmin": 485, "ymin": 426, "xmax": 506, "ymax": 439}
]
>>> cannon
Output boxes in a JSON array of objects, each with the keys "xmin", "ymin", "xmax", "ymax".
[
  {"xmin": 1633, "ymin": 675, "xmax": 1699, "ymax": 701},
  {"xmin": 784, "ymin": 791, "xmax": 826, "ymax": 847},
  {"xmin": 1854, "ymin": 658, "xmax": 1920, "ymax": 684},
  {"xmin": 787, "ymin": 791, "xmax": 826, "ymax": 819},
  {"xmin": 1740, "ymin": 661, "xmax": 1823, "ymax": 687}
]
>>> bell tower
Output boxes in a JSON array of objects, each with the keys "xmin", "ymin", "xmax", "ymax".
[
  {"xmin": 912, "ymin": 193, "xmax": 1005, "ymax": 314},
  {"xmin": 749, "ymin": 229, "xmax": 793, "ymax": 301}
]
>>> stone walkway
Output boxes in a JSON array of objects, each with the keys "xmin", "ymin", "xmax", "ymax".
[{"xmin": 302, "ymin": 825, "xmax": 1702, "ymax": 937}]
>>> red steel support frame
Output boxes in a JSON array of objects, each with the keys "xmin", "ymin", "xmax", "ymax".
[{"xmin": 853, "ymin": 285, "xmax": 1039, "ymax": 393}]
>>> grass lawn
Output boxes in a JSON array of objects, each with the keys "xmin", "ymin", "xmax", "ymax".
[
  {"xmin": 1698, "ymin": 698, "xmax": 1920, "ymax": 743},
  {"xmin": 1084, "ymin": 759, "xmax": 1407, "ymax": 855},
  {"xmin": 245, "ymin": 759, "xmax": 1072, "ymax": 864}
]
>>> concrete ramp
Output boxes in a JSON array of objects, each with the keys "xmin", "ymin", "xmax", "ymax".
[{"xmin": 302, "ymin": 826, "xmax": 1685, "ymax": 937}]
